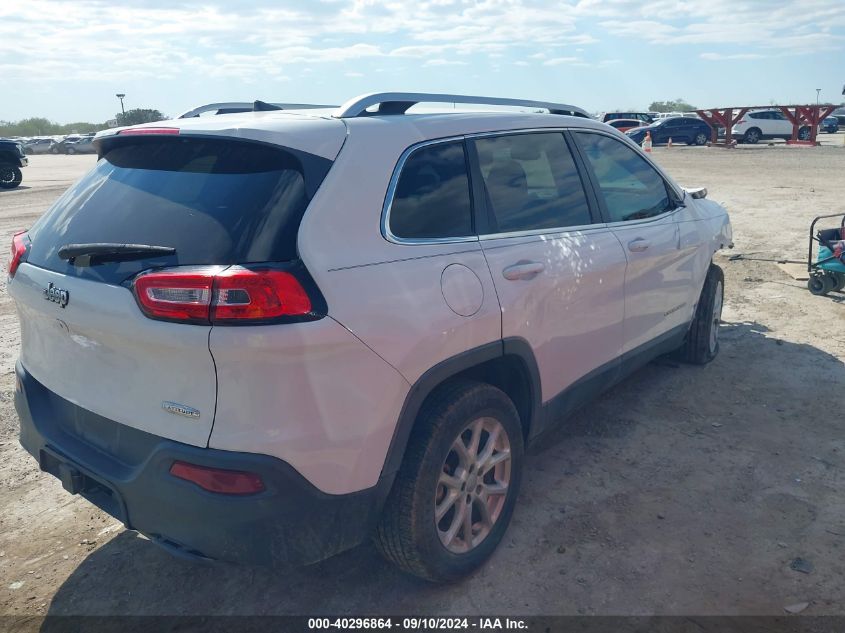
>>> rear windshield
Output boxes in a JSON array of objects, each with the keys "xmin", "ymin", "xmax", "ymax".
[{"xmin": 26, "ymin": 136, "xmax": 332, "ymax": 284}]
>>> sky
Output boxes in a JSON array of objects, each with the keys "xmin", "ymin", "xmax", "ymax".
[{"xmin": 2, "ymin": 0, "xmax": 844, "ymax": 123}]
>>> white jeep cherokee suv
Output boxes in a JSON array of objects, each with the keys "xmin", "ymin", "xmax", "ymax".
[{"xmin": 9, "ymin": 93, "xmax": 732, "ymax": 582}]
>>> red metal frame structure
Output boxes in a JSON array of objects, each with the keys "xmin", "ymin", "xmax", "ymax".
[{"xmin": 695, "ymin": 105, "xmax": 837, "ymax": 147}]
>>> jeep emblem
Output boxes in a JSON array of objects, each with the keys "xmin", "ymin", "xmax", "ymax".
[{"xmin": 43, "ymin": 282, "xmax": 69, "ymax": 308}]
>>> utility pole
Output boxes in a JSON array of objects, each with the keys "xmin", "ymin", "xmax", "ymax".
[{"xmin": 116, "ymin": 93, "xmax": 126, "ymax": 123}]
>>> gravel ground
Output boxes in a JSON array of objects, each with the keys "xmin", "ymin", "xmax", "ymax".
[{"xmin": 0, "ymin": 144, "xmax": 844, "ymax": 617}]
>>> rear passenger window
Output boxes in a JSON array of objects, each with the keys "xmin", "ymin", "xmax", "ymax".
[
  {"xmin": 473, "ymin": 133, "xmax": 591, "ymax": 233},
  {"xmin": 389, "ymin": 141, "xmax": 473, "ymax": 240},
  {"xmin": 575, "ymin": 132, "xmax": 673, "ymax": 223}
]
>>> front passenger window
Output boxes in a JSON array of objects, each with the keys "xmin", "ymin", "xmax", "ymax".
[{"xmin": 575, "ymin": 132, "xmax": 673, "ymax": 223}]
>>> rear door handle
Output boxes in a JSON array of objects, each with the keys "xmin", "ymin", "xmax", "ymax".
[
  {"xmin": 502, "ymin": 261, "xmax": 545, "ymax": 281},
  {"xmin": 627, "ymin": 238, "xmax": 651, "ymax": 252}
]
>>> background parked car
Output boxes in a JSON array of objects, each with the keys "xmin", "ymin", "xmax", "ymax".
[
  {"xmin": 0, "ymin": 138, "xmax": 28, "ymax": 189},
  {"xmin": 606, "ymin": 118, "xmax": 650, "ymax": 133},
  {"xmin": 64, "ymin": 137, "xmax": 96, "ymax": 154},
  {"xmin": 601, "ymin": 111, "xmax": 654, "ymax": 124},
  {"xmin": 626, "ymin": 116, "xmax": 713, "ymax": 146},
  {"xmin": 23, "ymin": 138, "xmax": 56, "ymax": 155},
  {"xmin": 50, "ymin": 136, "xmax": 85, "ymax": 154},
  {"xmin": 822, "ymin": 117, "xmax": 839, "ymax": 134},
  {"xmin": 653, "ymin": 111, "xmax": 699, "ymax": 121},
  {"xmin": 730, "ymin": 109, "xmax": 813, "ymax": 143}
]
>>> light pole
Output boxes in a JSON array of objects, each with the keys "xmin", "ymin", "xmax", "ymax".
[
  {"xmin": 816, "ymin": 88, "xmax": 821, "ymax": 106},
  {"xmin": 116, "ymin": 93, "xmax": 126, "ymax": 122}
]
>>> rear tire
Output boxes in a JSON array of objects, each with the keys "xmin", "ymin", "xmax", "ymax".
[
  {"xmin": 832, "ymin": 273, "xmax": 845, "ymax": 292},
  {"xmin": 798, "ymin": 127, "xmax": 811, "ymax": 141},
  {"xmin": 0, "ymin": 165, "xmax": 22, "ymax": 189},
  {"xmin": 678, "ymin": 264, "xmax": 724, "ymax": 365},
  {"xmin": 374, "ymin": 381, "xmax": 524, "ymax": 582},
  {"xmin": 694, "ymin": 132, "xmax": 708, "ymax": 145}
]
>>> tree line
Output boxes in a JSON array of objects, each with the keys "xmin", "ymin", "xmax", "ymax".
[{"xmin": 0, "ymin": 109, "xmax": 165, "ymax": 137}]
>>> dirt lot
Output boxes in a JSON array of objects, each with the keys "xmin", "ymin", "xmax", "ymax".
[{"xmin": 1, "ymin": 144, "xmax": 844, "ymax": 617}]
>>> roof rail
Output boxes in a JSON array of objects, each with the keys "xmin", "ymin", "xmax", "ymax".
[
  {"xmin": 177, "ymin": 101, "xmax": 337, "ymax": 119},
  {"xmin": 333, "ymin": 92, "xmax": 589, "ymax": 119}
]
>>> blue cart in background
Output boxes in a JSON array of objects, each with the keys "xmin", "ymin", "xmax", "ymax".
[{"xmin": 808, "ymin": 212, "xmax": 845, "ymax": 295}]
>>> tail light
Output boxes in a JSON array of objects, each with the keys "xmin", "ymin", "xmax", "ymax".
[
  {"xmin": 133, "ymin": 270, "xmax": 213, "ymax": 322},
  {"xmin": 9, "ymin": 231, "xmax": 28, "ymax": 277},
  {"xmin": 170, "ymin": 461, "xmax": 265, "ymax": 495},
  {"xmin": 132, "ymin": 266, "xmax": 315, "ymax": 325},
  {"xmin": 213, "ymin": 268, "xmax": 311, "ymax": 322}
]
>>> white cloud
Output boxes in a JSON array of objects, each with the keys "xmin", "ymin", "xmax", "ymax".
[
  {"xmin": 543, "ymin": 57, "xmax": 580, "ymax": 66},
  {"xmin": 423, "ymin": 59, "xmax": 469, "ymax": 67},
  {"xmin": 0, "ymin": 0, "xmax": 841, "ymax": 101},
  {"xmin": 700, "ymin": 52, "xmax": 765, "ymax": 60}
]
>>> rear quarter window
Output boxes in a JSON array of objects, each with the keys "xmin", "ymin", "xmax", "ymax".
[{"xmin": 387, "ymin": 141, "xmax": 473, "ymax": 240}]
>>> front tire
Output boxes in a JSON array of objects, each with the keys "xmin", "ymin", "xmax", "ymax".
[
  {"xmin": 0, "ymin": 165, "xmax": 22, "ymax": 189},
  {"xmin": 374, "ymin": 381, "xmax": 524, "ymax": 582},
  {"xmin": 694, "ymin": 132, "xmax": 708, "ymax": 145},
  {"xmin": 678, "ymin": 264, "xmax": 724, "ymax": 365},
  {"xmin": 798, "ymin": 127, "xmax": 811, "ymax": 141},
  {"xmin": 743, "ymin": 128, "xmax": 761, "ymax": 144}
]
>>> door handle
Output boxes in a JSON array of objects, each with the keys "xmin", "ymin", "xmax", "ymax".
[
  {"xmin": 502, "ymin": 261, "xmax": 545, "ymax": 281},
  {"xmin": 627, "ymin": 238, "xmax": 651, "ymax": 253}
]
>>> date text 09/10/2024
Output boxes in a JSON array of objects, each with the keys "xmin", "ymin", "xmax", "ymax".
[{"xmin": 307, "ymin": 617, "xmax": 528, "ymax": 630}]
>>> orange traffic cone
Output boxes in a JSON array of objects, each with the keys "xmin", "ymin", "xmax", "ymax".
[
  {"xmin": 642, "ymin": 131, "xmax": 653, "ymax": 153},
  {"xmin": 667, "ymin": 137, "xmax": 673, "ymax": 149}
]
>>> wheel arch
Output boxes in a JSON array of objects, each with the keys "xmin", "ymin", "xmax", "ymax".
[{"xmin": 379, "ymin": 338, "xmax": 541, "ymax": 482}]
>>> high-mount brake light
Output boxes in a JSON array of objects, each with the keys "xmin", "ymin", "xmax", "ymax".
[
  {"xmin": 9, "ymin": 231, "xmax": 28, "ymax": 277},
  {"xmin": 118, "ymin": 128, "xmax": 180, "ymax": 136},
  {"xmin": 132, "ymin": 267, "xmax": 313, "ymax": 324}
]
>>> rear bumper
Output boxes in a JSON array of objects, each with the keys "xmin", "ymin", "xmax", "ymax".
[{"xmin": 14, "ymin": 362, "xmax": 390, "ymax": 566}]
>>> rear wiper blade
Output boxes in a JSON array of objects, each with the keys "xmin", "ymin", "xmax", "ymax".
[{"xmin": 58, "ymin": 243, "xmax": 176, "ymax": 266}]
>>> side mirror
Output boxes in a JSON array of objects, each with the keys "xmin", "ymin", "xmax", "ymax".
[{"xmin": 685, "ymin": 187, "xmax": 708, "ymax": 200}]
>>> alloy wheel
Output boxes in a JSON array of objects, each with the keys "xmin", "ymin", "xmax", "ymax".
[
  {"xmin": 709, "ymin": 280, "xmax": 723, "ymax": 354},
  {"xmin": 435, "ymin": 417, "xmax": 511, "ymax": 554}
]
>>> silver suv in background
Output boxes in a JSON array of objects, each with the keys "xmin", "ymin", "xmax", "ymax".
[{"xmin": 9, "ymin": 93, "xmax": 732, "ymax": 582}]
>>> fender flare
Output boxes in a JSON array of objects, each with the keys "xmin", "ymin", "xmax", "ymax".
[{"xmin": 378, "ymin": 337, "xmax": 542, "ymax": 481}]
